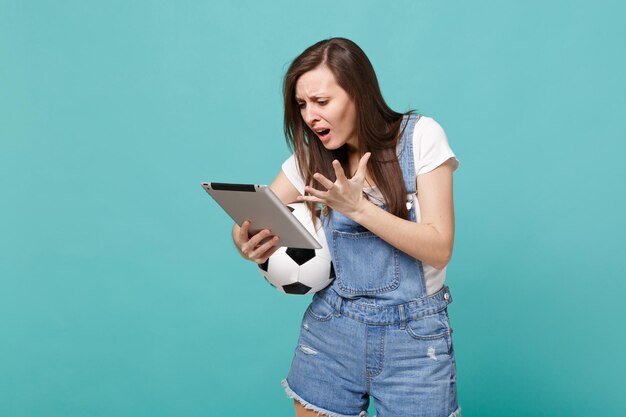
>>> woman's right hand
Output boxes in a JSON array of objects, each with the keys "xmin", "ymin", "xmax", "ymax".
[{"xmin": 235, "ymin": 220, "xmax": 281, "ymax": 264}]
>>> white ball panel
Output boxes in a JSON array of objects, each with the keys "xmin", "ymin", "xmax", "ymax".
[{"xmin": 266, "ymin": 253, "xmax": 300, "ymax": 286}]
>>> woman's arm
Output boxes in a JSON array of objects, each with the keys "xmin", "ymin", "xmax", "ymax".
[
  {"xmin": 232, "ymin": 170, "xmax": 301, "ymax": 262},
  {"xmin": 352, "ymin": 159, "xmax": 455, "ymax": 270},
  {"xmin": 299, "ymin": 155, "xmax": 455, "ymax": 270}
]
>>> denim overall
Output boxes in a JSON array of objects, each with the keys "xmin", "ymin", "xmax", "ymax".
[
  {"xmin": 283, "ymin": 114, "xmax": 461, "ymax": 417},
  {"xmin": 322, "ymin": 113, "xmax": 427, "ymax": 305}
]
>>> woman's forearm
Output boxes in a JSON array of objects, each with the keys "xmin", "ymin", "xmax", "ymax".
[{"xmin": 351, "ymin": 201, "xmax": 454, "ymax": 270}]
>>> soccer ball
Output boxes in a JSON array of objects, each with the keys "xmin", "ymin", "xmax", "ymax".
[{"xmin": 257, "ymin": 203, "xmax": 335, "ymax": 295}]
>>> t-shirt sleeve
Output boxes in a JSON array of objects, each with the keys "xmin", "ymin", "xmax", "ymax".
[
  {"xmin": 281, "ymin": 154, "xmax": 306, "ymax": 195},
  {"xmin": 414, "ymin": 117, "xmax": 459, "ymax": 176}
]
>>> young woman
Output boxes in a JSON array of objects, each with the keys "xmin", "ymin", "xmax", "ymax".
[{"xmin": 232, "ymin": 38, "xmax": 461, "ymax": 417}]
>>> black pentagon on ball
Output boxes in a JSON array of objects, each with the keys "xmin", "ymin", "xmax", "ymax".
[
  {"xmin": 283, "ymin": 282, "xmax": 312, "ymax": 295},
  {"xmin": 258, "ymin": 259, "xmax": 269, "ymax": 272},
  {"xmin": 329, "ymin": 262, "xmax": 336, "ymax": 279},
  {"xmin": 287, "ymin": 206, "xmax": 295, "ymax": 212},
  {"xmin": 285, "ymin": 247, "xmax": 316, "ymax": 265}
]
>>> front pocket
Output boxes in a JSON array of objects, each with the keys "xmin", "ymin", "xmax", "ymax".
[
  {"xmin": 305, "ymin": 298, "xmax": 335, "ymax": 321},
  {"xmin": 332, "ymin": 230, "xmax": 400, "ymax": 295},
  {"xmin": 405, "ymin": 311, "xmax": 451, "ymax": 341}
]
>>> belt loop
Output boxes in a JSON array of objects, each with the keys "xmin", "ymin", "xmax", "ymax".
[
  {"xmin": 398, "ymin": 304, "xmax": 407, "ymax": 330},
  {"xmin": 334, "ymin": 295, "xmax": 343, "ymax": 318}
]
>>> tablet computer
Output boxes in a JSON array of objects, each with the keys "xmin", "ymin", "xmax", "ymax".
[{"xmin": 201, "ymin": 182, "xmax": 322, "ymax": 249}]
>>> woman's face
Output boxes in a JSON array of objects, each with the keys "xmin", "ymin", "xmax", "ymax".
[{"xmin": 295, "ymin": 65, "xmax": 358, "ymax": 151}]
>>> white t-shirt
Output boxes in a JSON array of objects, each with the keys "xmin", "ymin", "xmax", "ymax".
[{"xmin": 281, "ymin": 116, "xmax": 459, "ymax": 295}]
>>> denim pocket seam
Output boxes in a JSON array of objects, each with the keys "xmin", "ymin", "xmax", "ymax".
[
  {"xmin": 332, "ymin": 231, "xmax": 401, "ymax": 295},
  {"xmin": 305, "ymin": 303, "xmax": 334, "ymax": 322},
  {"xmin": 404, "ymin": 313, "xmax": 451, "ymax": 341}
]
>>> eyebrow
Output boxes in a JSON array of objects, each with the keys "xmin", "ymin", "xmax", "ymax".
[{"xmin": 295, "ymin": 94, "xmax": 328, "ymax": 102}]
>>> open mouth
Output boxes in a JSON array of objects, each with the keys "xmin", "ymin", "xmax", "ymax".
[{"xmin": 316, "ymin": 128, "xmax": 330, "ymax": 137}]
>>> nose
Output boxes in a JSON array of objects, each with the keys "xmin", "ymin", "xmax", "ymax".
[{"xmin": 302, "ymin": 105, "xmax": 320, "ymax": 126}]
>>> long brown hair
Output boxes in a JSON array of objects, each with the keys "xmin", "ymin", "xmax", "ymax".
[{"xmin": 283, "ymin": 38, "xmax": 412, "ymax": 222}]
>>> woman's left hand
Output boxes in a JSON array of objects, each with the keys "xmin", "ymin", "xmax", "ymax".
[{"xmin": 297, "ymin": 152, "xmax": 372, "ymax": 219}]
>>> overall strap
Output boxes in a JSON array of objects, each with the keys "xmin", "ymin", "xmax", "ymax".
[{"xmin": 396, "ymin": 114, "xmax": 421, "ymax": 195}]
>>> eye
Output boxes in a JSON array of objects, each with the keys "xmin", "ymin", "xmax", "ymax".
[
  {"xmin": 318, "ymin": 100, "xmax": 328, "ymax": 106},
  {"xmin": 297, "ymin": 102, "xmax": 306, "ymax": 109}
]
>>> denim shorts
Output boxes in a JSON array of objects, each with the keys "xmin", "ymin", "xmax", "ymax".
[{"xmin": 283, "ymin": 286, "xmax": 461, "ymax": 417}]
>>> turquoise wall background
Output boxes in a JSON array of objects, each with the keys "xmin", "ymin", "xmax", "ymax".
[{"xmin": 2, "ymin": 0, "xmax": 625, "ymax": 415}]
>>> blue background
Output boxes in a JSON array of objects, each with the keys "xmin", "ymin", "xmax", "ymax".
[{"xmin": 1, "ymin": 1, "xmax": 625, "ymax": 415}]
